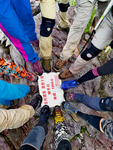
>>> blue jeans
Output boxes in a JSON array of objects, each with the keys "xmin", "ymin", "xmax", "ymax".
[
  {"xmin": 21, "ymin": 126, "xmax": 45, "ymax": 150},
  {"xmin": 74, "ymin": 93, "xmax": 102, "ymax": 111},
  {"xmin": 0, "ymin": 80, "xmax": 30, "ymax": 107},
  {"xmin": 20, "ymin": 120, "xmax": 47, "ymax": 150},
  {"xmin": 20, "ymin": 121, "xmax": 72, "ymax": 150}
]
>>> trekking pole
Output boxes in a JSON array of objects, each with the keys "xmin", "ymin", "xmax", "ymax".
[{"xmin": 79, "ymin": 0, "xmax": 113, "ymax": 55}]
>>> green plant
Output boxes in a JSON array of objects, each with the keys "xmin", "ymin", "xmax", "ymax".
[
  {"xmin": 84, "ymin": 9, "xmax": 96, "ymax": 33},
  {"xmin": 70, "ymin": 0, "xmax": 76, "ymax": 6}
]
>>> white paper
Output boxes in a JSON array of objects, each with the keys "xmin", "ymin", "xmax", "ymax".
[{"xmin": 38, "ymin": 72, "xmax": 65, "ymax": 108}]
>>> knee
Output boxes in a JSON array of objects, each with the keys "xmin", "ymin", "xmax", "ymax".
[
  {"xmin": 58, "ymin": 3, "xmax": 70, "ymax": 12},
  {"xmin": 40, "ymin": 17, "xmax": 55, "ymax": 37},
  {"xmin": 99, "ymin": 97, "xmax": 113, "ymax": 111},
  {"xmin": 81, "ymin": 43, "xmax": 101, "ymax": 61}
]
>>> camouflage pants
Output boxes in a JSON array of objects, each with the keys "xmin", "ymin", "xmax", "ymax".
[{"xmin": 0, "ymin": 57, "xmax": 29, "ymax": 79}]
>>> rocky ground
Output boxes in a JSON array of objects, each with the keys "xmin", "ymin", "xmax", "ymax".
[{"xmin": 0, "ymin": 6, "xmax": 113, "ymax": 150}]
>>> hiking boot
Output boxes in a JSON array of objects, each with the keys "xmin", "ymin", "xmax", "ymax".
[
  {"xmin": 57, "ymin": 24, "xmax": 69, "ymax": 35},
  {"xmin": 25, "ymin": 72, "xmax": 38, "ymax": 82},
  {"xmin": 54, "ymin": 59, "xmax": 67, "ymax": 72},
  {"xmin": 62, "ymin": 102, "xmax": 80, "ymax": 122},
  {"xmin": 30, "ymin": 39, "xmax": 39, "ymax": 47},
  {"xmin": 32, "ymin": 60, "xmax": 43, "ymax": 76},
  {"xmin": 61, "ymin": 79, "xmax": 77, "ymax": 90},
  {"xmin": 53, "ymin": 106, "xmax": 65, "ymax": 126},
  {"xmin": 39, "ymin": 105, "xmax": 51, "ymax": 123},
  {"xmin": 29, "ymin": 93, "xmax": 42, "ymax": 110},
  {"xmin": 42, "ymin": 58, "xmax": 51, "ymax": 73},
  {"xmin": 64, "ymin": 92, "xmax": 81, "ymax": 103},
  {"xmin": 59, "ymin": 69, "xmax": 73, "ymax": 79},
  {"xmin": 28, "ymin": 85, "xmax": 39, "ymax": 95},
  {"xmin": 64, "ymin": 92, "xmax": 75, "ymax": 101}
]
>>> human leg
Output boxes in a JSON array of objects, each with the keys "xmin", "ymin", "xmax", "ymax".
[
  {"xmin": 60, "ymin": 0, "xmax": 96, "ymax": 61},
  {"xmin": 0, "ymin": 105, "xmax": 35, "ymax": 132},
  {"xmin": 75, "ymin": 57, "xmax": 113, "ymax": 83},
  {"xmin": 19, "ymin": 105, "xmax": 51, "ymax": 150},
  {"xmin": 69, "ymin": 43, "xmax": 101, "ymax": 75},
  {"xmin": 0, "ymin": 1, "xmax": 38, "ymax": 63},
  {"xmin": 53, "ymin": 106, "xmax": 72, "ymax": 150},
  {"xmin": 89, "ymin": 1, "xmax": 110, "ymax": 33},
  {"xmin": 54, "ymin": 0, "xmax": 96, "ymax": 71},
  {"xmin": 77, "ymin": 111, "xmax": 102, "ymax": 131},
  {"xmin": 39, "ymin": 0, "xmax": 56, "ymax": 72},
  {"xmin": 58, "ymin": 0, "xmax": 70, "ymax": 34},
  {"xmin": 61, "ymin": 56, "xmax": 113, "ymax": 89},
  {"xmin": 59, "ymin": 10, "xmax": 113, "ymax": 79},
  {"xmin": 61, "ymin": 67, "xmax": 99, "ymax": 89},
  {"xmin": 0, "ymin": 1, "xmax": 43, "ymax": 75},
  {"xmin": 0, "ymin": 57, "xmax": 38, "ymax": 81},
  {"xmin": 62, "ymin": 101, "xmax": 102, "ymax": 128},
  {"xmin": 64, "ymin": 93, "xmax": 102, "ymax": 111},
  {"xmin": 11, "ymin": 0, "xmax": 37, "ymax": 41},
  {"xmin": 0, "ymin": 80, "xmax": 30, "ymax": 107},
  {"xmin": 92, "ymin": 12, "xmax": 113, "ymax": 50}
]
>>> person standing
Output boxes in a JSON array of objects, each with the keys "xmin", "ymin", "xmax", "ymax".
[{"xmin": 39, "ymin": 0, "xmax": 70, "ymax": 73}]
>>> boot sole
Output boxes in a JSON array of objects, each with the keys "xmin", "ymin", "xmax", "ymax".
[
  {"xmin": 53, "ymin": 66, "xmax": 61, "ymax": 72},
  {"xmin": 59, "ymin": 73, "xmax": 66, "ymax": 80},
  {"xmin": 42, "ymin": 67, "xmax": 51, "ymax": 73},
  {"xmin": 35, "ymin": 71, "xmax": 43, "ymax": 76}
]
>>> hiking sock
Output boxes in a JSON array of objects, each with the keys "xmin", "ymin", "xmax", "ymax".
[{"xmin": 77, "ymin": 68, "xmax": 99, "ymax": 84}]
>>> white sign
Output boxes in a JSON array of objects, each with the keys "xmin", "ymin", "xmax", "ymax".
[{"xmin": 38, "ymin": 72, "xmax": 65, "ymax": 107}]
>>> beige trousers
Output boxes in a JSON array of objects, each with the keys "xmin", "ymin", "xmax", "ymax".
[
  {"xmin": 40, "ymin": 0, "xmax": 69, "ymax": 59},
  {"xmin": 0, "ymin": 105, "xmax": 35, "ymax": 132},
  {"xmin": 70, "ymin": 10, "xmax": 113, "ymax": 74},
  {"xmin": 60, "ymin": 0, "xmax": 109, "ymax": 61}
]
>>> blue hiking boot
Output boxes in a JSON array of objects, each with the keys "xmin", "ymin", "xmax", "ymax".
[
  {"xmin": 39, "ymin": 105, "xmax": 51, "ymax": 123},
  {"xmin": 61, "ymin": 79, "xmax": 77, "ymax": 90},
  {"xmin": 62, "ymin": 102, "xmax": 80, "ymax": 122}
]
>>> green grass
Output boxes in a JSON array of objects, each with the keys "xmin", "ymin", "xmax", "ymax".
[
  {"xmin": 70, "ymin": 126, "xmax": 87, "ymax": 142},
  {"xmin": 84, "ymin": 9, "xmax": 96, "ymax": 33},
  {"xmin": 70, "ymin": 0, "xmax": 76, "ymax": 6}
]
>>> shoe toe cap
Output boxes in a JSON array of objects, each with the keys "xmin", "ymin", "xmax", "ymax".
[{"xmin": 61, "ymin": 81, "xmax": 69, "ymax": 90}]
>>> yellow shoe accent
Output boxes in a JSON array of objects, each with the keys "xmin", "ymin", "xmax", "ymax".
[{"xmin": 54, "ymin": 112, "xmax": 65, "ymax": 125}]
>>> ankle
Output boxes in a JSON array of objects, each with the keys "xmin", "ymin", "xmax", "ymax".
[{"xmin": 76, "ymin": 80, "xmax": 80, "ymax": 85}]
